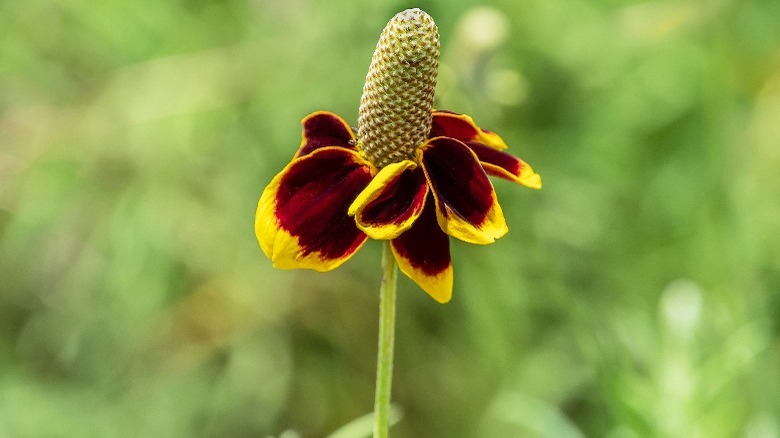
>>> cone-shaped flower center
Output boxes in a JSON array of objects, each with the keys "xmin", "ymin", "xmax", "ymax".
[{"xmin": 358, "ymin": 8, "xmax": 440, "ymax": 169}]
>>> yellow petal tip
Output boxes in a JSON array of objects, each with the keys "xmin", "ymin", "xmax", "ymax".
[
  {"xmin": 520, "ymin": 175, "xmax": 542, "ymax": 189},
  {"xmin": 436, "ymin": 202, "xmax": 508, "ymax": 245},
  {"xmin": 269, "ymin": 228, "xmax": 354, "ymax": 272},
  {"xmin": 418, "ymin": 267, "xmax": 453, "ymax": 303},
  {"xmin": 518, "ymin": 166, "xmax": 542, "ymax": 189}
]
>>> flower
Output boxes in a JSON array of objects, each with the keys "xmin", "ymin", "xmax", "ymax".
[{"xmin": 255, "ymin": 9, "xmax": 541, "ymax": 303}]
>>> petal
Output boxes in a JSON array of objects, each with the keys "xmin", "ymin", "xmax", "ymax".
[
  {"xmin": 467, "ymin": 142, "xmax": 543, "ymax": 189},
  {"xmin": 348, "ymin": 160, "xmax": 428, "ymax": 240},
  {"xmin": 391, "ymin": 197, "xmax": 453, "ymax": 303},
  {"xmin": 256, "ymin": 147, "xmax": 372, "ymax": 271},
  {"xmin": 430, "ymin": 110, "xmax": 508, "ymax": 150},
  {"xmin": 295, "ymin": 111, "xmax": 357, "ymax": 158},
  {"xmin": 421, "ymin": 137, "xmax": 508, "ymax": 245}
]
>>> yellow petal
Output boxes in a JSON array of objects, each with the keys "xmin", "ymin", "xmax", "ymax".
[
  {"xmin": 420, "ymin": 137, "xmax": 509, "ymax": 245},
  {"xmin": 255, "ymin": 147, "xmax": 372, "ymax": 271},
  {"xmin": 393, "ymin": 246, "xmax": 453, "ymax": 303},
  {"xmin": 433, "ymin": 191, "xmax": 508, "ymax": 245},
  {"xmin": 349, "ymin": 160, "xmax": 428, "ymax": 240},
  {"xmin": 389, "ymin": 197, "xmax": 454, "ymax": 303}
]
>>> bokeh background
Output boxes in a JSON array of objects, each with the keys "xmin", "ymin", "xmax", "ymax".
[{"xmin": 2, "ymin": 0, "xmax": 780, "ymax": 436}]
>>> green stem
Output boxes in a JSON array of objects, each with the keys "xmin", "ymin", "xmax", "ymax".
[{"xmin": 374, "ymin": 241, "xmax": 397, "ymax": 438}]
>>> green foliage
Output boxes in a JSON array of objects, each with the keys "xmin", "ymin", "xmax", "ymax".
[{"xmin": 2, "ymin": 0, "xmax": 779, "ymax": 436}]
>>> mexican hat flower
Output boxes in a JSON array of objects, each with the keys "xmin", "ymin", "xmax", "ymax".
[{"xmin": 255, "ymin": 8, "xmax": 540, "ymax": 303}]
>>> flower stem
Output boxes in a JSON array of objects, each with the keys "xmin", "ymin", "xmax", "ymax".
[{"xmin": 374, "ymin": 240, "xmax": 397, "ymax": 437}]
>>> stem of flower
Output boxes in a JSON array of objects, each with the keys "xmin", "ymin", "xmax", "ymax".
[{"xmin": 374, "ymin": 240, "xmax": 397, "ymax": 437}]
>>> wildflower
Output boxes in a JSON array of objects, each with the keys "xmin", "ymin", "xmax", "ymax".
[{"xmin": 255, "ymin": 8, "xmax": 540, "ymax": 303}]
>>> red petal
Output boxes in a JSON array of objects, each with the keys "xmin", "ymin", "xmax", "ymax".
[
  {"xmin": 256, "ymin": 147, "xmax": 371, "ymax": 271},
  {"xmin": 421, "ymin": 137, "xmax": 507, "ymax": 244},
  {"xmin": 350, "ymin": 162, "xmax": 428, "ymax": 240},
  {"xmin": 467, "ymin": 142, "xmax": 542, "ymax": 189},
  {"xmin": 295, "ymin": 111, "xmax": 356, "ymax": 158},
  {"xmin": 430, "ymin": 111, "xmax": 480, "ymax": 141},
  {"xmin": 430, "ymin": 111, "xmax": 508, "ymax": 150},
  {"xmin": 391, "ymin": 197, "xmax": 453, "ymax": 303}
]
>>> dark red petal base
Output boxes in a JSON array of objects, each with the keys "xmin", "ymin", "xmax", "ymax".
[
  {"xmin": 467, "ymin": 142, "xmax": 524, "ymax": 179},
  {"xmin": 360, "ymin": 167, "xmax": 427, "ymax": 227},
  {"xmin": 297, "ymin": 112, "xmax": 356, "ymax": 158},
  {"xmin": 391, "ymin": 197, "xmax": 451, "ymax": 276},
  {"xmin": 276, "ymin": 148, "xmax": 371, "ymax": 259},
  {"xmin": 430, "ymin": 111, "xmax": 480, "ymax": 140},
  {"xmin": 422, "ymin": 138, "xmax": 495, "ymax": 226}
]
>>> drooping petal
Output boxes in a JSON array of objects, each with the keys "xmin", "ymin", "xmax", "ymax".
[
  {"xmin": 348, "ymin": 160, "xmax": 428, "ymax": 240},
  {"xmin": 256, "ymin": 147, "xmax": 372, "ymax": 271},
  {"xmin": 391, "ymin": 197, "xmax": 453, "ymax": 303},
  {"xmin": 466, "ymin": 142, "xmax": 542, "ymax": 189},
  {"xmin": 420, "ymin": 137, "xmax": 508, "ymax": 245},
  {"xmin": 294, "ymin": 111, "xmax": 357, "ymax": 158},
  {"xmin": 430, "ymin": 110, "xmax": 508, "ymax": 150}
]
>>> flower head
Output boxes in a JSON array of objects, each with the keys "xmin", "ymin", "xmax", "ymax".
[
  {"xmin": 359, "ymin": 8, "xmax": 439, "ymax": 168},
  {"xmin": 255, "ymin": 8, "xmax": 541, "ymax": 303}
]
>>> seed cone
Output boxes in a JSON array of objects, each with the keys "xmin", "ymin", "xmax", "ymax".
[{"xmin": 358, "ymin": 8, "xmax": 440, "ymax": 168}]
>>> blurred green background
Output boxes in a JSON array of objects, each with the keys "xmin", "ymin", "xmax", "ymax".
[{"xmin": 2, "ymin": 0, "xmax": 779, "ymax": 436}]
